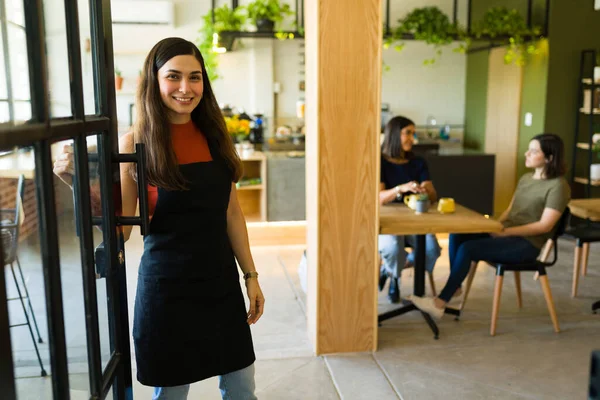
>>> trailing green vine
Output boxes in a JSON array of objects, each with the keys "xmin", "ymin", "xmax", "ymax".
[
  {"xmin": 385, "ymin": 7, "xmax": 467, "ymax": 65},
  {"xmin": 196, "ymin": 5, "xmax": 247, "ymax": 81},
  {"xmin": 470, "ymin": 7, "xmax": 542, "ymax": 66},
  {"xmin": 384, "ymin": 6, "xmax": 543, "ymax": 67}
]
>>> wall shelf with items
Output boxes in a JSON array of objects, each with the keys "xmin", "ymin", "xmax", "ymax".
[
  {"xmin": 574, "ymin": 177, "xmax": 600, "ymax": 187},
  {"xmin": 236, "ymin": 151, "xmax": 267, "ymax": 222},
  {"xmin": 571, "ymin": 49, "xmax": 600, "ymax": 199}
]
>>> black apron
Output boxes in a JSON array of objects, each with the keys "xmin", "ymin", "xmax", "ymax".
[{"xmin": 133, "ymin": 155, "xmax": 255, "ymax": 387}]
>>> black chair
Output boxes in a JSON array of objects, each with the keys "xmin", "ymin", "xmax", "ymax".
[
  {"xmin": 562, "ymin": 221, "xmax": 600, "ymax": 297},
  {"xmin": 461, "ymin": 208, "xmax": 570, "ymax": 336},
  {"xmin": 1, "ymin": 175, "xmax": 47, "ymax": 376}
]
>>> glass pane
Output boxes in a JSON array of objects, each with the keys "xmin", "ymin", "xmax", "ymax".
[
  {"xmin": 43, "ymin": 0, "xmax": 71, "ymax": 117},
  {"xmin": 1, "ymin": 146, "xmax": 51, "ymax": 397},
  {"xmin": 0, "ymin": 26, "xmax": 7, "ymax": 99},
  {"xmin": 7, "ymin": 25, "xmax": 30, "ymax": 102},
  {"xmin": 78, "ymin": 0, "xmax": 96, "ymax": 115},
  {"xmin": 14, "ymin": 101, "xmax": 31, "ymax": 122},
  {"xmin": 0, "ymin": 102, "xmax": 8, "ymax": 123},
  {"xmin": 6, "ymin": 0, "xmax": 25, "ymax": 27}
]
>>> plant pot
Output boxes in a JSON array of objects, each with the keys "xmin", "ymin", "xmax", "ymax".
[
  {"xmin": 256, "ymin": 18, "xmax": 275, "ymax": 32},
  {"xmin": 218, "ymin": 35, "xmax": 235, "ymax": 51},
  {"xmin": 115, "ymin": 75, "xmax": 123, "ymax": 91},
  {"xmin": 591, "ymin": 164, "xmax": 600, "ymax": 181}
]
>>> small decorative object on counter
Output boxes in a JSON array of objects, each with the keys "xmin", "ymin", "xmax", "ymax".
[
  {"xmin": 236, "ymin": 178, "xmax": 262, "ymax": 188},
  {"xmin": 224, "ymin": 115, "xmax": 251, "ymax": 143},
  {"xmin": 249, "ymin": 114, "xmax": 264, "ymax": 146},
  {"xmin": 114, "ymin": 67, "xmax": 123, "ymax": 91}
]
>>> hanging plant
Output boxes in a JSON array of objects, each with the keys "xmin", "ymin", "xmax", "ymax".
[
  {"xmin": 385, "ymin": 7, "xmax": 468, "ymax": 65},
  {"xmin": 246, "ymin": 0, "xmax": 293, "ymax": 32},
  {"xmin": 196, "ymin": 5, "xmax": 248, "ymax": 81},
  {"xmin": 470, "ymin": 7, "xmax": 542, "ymax": 66}
]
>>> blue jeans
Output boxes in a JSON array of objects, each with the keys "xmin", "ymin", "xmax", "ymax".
[
  {"xmin": 438, "ymin": 233, "xmax": 540, "ymax": 302},
  {"xmin": 378, "ymin": 234, "xmax": 441, "ymax": 279},
  {"xmin": 152, "ymin": 364, "xmax": 257, "ymax": 400}
]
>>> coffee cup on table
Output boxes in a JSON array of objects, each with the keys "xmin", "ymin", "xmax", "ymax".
[{"xmin": 437, "ymin": 197, "xmax": 456, "ymax": 214}]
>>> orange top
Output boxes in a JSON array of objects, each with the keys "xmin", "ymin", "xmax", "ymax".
[{"xmin": 147, "ymin": 120, "xmax": 212, "ymax": 216}]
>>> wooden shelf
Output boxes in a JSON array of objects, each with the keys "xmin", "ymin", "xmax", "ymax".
[
  {"xmin": 243, "ymin": 212, "xmax": 263, "ymax": 223},
  {"xmin": 239, "ymin": 151, "xmax": 266, "ymax": 161},
  {"xmin": 580, "ymin": 107, "xmax": 600, "ymax": 115},
  {"xmin": 574, "ymin": 177, "xmax": 600, "ymax": 186},
  {"xmin": 582, "ymin": 78, "xmax": 600, "ymax": 86},
  {"xmin": 237, "ymin": 151, "xmax": 267, "ymax": 222},
  {"xmin": 577, "ymin": 142, "xmax": 593, "ymax": 150}
]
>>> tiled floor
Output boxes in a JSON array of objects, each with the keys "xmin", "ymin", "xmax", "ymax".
[{"xmin": 7, "ymin": 218, "xmax": 600, "ymax": 399}]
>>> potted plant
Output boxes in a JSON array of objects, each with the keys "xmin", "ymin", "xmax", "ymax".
[
  {"xmin": 247, "ymin": 0, "xmax": 293, "ymax": 32},
  {"xmin": 470, "ymin": 7, "xmax": 541, "ymax": 66},
  {"xmin": 114, "ymin": 67, "xmax": 123, "ymax": 91},
  {"xmin": 197, "ymin": 5, "xmax": 247, "ymax": 80},
  {"xmin": 224, "ymin": 115, "xmax": 251, "ymax": 143},
  {"xmin": 385, "ymin": 6, "xmax": 467, "ymax": 65}
]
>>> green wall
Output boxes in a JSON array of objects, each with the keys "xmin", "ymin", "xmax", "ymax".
[
  {"xmin": 544, "ymin": 0, "xmax": 600, "ymax": 189},
  {"xmin": 464, "ymin": 51, "xmax": 489, "ymax": 150},
  {"xmin": 517, "ymin": 39, "xmax": 549, "ymax": 178}
]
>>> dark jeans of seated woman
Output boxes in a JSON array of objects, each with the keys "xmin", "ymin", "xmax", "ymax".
[{"xmin": 437, "ymin": 233, "xmax": 541, "ymax": 303}]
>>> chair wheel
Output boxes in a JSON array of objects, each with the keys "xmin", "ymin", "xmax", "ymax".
[
  {"xmin": 38, "ymin": 338, "xmax": 43, "ymax": 344},
  {"xmin": 434, "ymin": 335, "xmax": 439, "ymax": 340},
  {"xmin": 454, "ymin": 317, "xmax": 460, "ymax": 321},
  {"xmin": 41, "ymin": 370, "xmax": 47, "ymax": 377}
]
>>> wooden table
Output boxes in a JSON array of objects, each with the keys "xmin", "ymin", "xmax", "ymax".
[
  {"xmin": 379, "ymin": 203, "xmax": 503, "ymax": 338},
  {"xmin": 568, "ymin": 199, "xmax": 600, "ymax": 221}
]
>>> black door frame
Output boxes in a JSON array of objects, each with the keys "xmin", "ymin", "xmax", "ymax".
[{"xmin": 0, "ymin": 0, "xmax": 143, "ymax": 398}]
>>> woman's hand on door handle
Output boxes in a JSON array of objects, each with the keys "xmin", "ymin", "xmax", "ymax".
[{"xmin": 53, "ymin": 145, "xmax": 75, "ymax": 187}]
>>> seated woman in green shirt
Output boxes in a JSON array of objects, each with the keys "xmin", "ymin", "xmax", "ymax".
[{"xmin": 410, "ymin": 133, "xmax": 571, "ymax": 319}]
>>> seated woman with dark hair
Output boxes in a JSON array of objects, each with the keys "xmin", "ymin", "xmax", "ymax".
[
  {"xmin": 379, "ymin": 116, "xmax": 441, "ymax": 303},
  {"xmin": 410, "ymin": 133, "xmax": 571, "ymax": 319}
]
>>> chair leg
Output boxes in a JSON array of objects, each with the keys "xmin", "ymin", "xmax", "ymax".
[
  {"xmin": 427, "ymin": 271, "xmax": 437, "ymax": 297},
  {"xmin": 514, "ymin": 271, "xmax": 522, "ymax": 309},
  {"xmin": 539, "ymin": 273, "xmax": 560, "ymax": 333},
  {"xmin": 9, "ymin": 263, "xmax": 47, "ymax": 376},
  {"xmin": 581, "ymin": 243, "xmax": 590, "ymax": 277},
  {"xmin": 491, "ymin": 273, "xmax": 504, "ymax": 336},
  {"xmin": 572, "ymin": 243, "xmax": 583, "ymax": 298},
  {"xmin": 534, "ymin": 240, "xmax": 554, "ymax": 281},
  {"xmin": 15, "ymin": 256, "xmax": 43, "ymax": 343},
  {"xmin": 459, "ymin": 261, "xmax": 478, "ymax": 311}
]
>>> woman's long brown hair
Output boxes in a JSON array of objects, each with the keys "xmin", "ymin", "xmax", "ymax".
[
  {"xmin": 381, "ymin": 115, "xmax": 415, "ymax": 160},
  {"xmin": 133, "ymin": 37, "xmax": 242, "ymax": 190}
]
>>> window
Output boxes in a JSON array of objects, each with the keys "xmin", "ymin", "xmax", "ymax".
[{"xmin": 1, "ymin": 0, "xmax": 32, "ymax": 123}]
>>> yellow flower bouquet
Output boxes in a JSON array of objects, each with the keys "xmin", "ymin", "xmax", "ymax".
[{"xmin": 224, "ymin": 116, "xmax": 251, "ymax": 143}]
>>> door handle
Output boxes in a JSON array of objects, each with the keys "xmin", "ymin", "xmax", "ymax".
[
  {"xmin": 114, "ymin": 143, "xmax": 150, "ymax": 236},
  {"xmin": 87, "ymin": 143, "xmax": 150, "ymax": 235}
]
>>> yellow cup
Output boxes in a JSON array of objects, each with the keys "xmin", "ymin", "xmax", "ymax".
[{"xmin": 437, "ymin": 197, "xmax": 455, "ymax": 214}]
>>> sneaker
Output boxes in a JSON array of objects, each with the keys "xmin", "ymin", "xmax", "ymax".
[{"xmin": 408, "ymin": 295, "xmax": 444, "ymax": 320}]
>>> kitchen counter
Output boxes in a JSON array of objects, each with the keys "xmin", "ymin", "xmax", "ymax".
[
  {"xmin": 262, "ymin": 147, "xmax": 494, "ymax": 221},
  {"xmin": 264, "ymin": 151, "xmax": 305, "ymax": 222},
  {"xmin": 423, "ymin": 149, "xmax": 495, "ymax": 215}
]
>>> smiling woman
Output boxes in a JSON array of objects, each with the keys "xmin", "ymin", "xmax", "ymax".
[{"xmin": 53, "ymin": 37, "xmax": 264, "ymax": 400}]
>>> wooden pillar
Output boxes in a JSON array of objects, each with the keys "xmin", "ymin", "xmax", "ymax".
[{"xmin": 305, "ymin": 0, "xmax": 381, "ymax": 354}]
